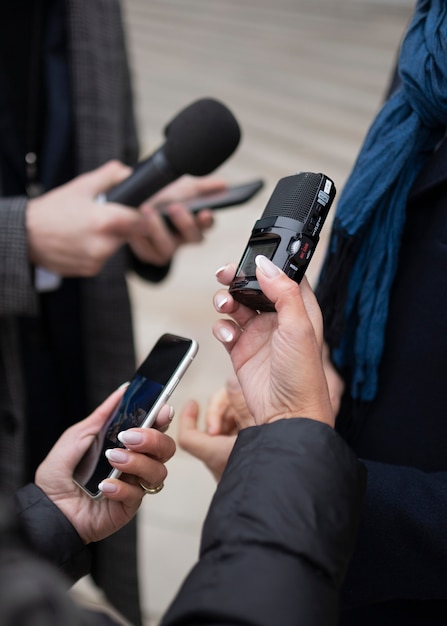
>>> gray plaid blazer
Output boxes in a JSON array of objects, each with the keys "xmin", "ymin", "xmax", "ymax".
[{"xmin": 0, "ymin": 2, "xmax": 154, "ymax": 623}]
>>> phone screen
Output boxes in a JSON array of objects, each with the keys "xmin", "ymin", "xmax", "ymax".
[{"xmin": 73, "ymin": 334, "xmax": 197, "ymax": 497}]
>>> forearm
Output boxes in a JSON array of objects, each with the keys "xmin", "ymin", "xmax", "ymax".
[
  {"xmin": 14, "ymin": 484, "xmax": 91, "ymax": 585},
  {"xmin": 342, "ymin": 459, "xmax": 447, "ymax": 608},
  {"xmin": 0, "ymin": 196, "xmax": 38, "ymax": 315},
  {"xmin": 162, "ymin": 419, "xmax": 366, "ymax": 626}
]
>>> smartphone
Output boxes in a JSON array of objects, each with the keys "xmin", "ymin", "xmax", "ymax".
[
  {"xmin": 181, "ymin": 178, "xmax": 264, "ymax": 213},
  {"xmin": 73, "ymin": 333, "xmax": 198, "ymax": 499},
  {"xmin": 158, "ymin": 178, "xmax": 264, "ymax": 229}
]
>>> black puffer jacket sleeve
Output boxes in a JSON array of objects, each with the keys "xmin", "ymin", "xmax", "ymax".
[
  {"xmin": 162, "ymin": 418, "xmax": 366, "ymax": 626},
  {"xmin": 14, "ymin": 483, "xmax": 91, "ymax": 585}
]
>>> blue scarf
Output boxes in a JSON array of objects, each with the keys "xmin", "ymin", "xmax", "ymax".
[{"xmin": 316, "ymin": 0, "xmax": 447, "ymax": 402}]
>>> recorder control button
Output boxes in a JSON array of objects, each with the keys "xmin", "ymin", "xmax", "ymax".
[
  {"xmin": 289, "ymin": 239, "xmax": 301, "ymax": 255},
  {"xmin": 294, "ymin": 238, "xmax": 314, "ymax": 264},
  {"xmin": 306, "ymin": 220, "xmax": 315, "ymax": 233}
]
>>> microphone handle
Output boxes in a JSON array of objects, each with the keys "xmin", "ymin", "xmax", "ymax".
[{"xmin": 104, "ymin": 149, "xmax": 178, "ymax": 207}]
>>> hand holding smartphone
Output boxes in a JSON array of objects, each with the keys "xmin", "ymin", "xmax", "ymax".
[
  {"xmin": 177, "ymin": 178, "xmax": 264, "ymax": 213},
  {"xmin": 157, "ymin": 178, "xmax": 264, "ymax": 230},
  {"xmin": 73, "ymin": 333, "xmax": 198, "ymax": 499}
]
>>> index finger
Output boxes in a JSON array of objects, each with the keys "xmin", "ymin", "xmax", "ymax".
[
  {"xmin": 215, "ymin": 263, "xmax": 237, "ymax": 286},
  {"xmin": 117, "ymin": 428, "xmax": 176, "ymax": 463},
  {"xmin": 177, "ymin": 400, "xmax": 212, "ymax": 457}
]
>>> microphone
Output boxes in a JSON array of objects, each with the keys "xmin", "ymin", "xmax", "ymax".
[
  {"xmin": 101, "ymin": 98, "xmax": 241, "ymax": 208},
  {"xmin": 36, "ymin": 99, "xmax": 240, "ymax": 293},
  {"xmin": 229, "ymin": 172, "xmax": 337, "ymax": 312}
]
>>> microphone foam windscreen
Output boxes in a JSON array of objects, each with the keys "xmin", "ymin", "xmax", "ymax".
[
  {"xmin": 262, "ymin": 173, "xmax": 323, "ymax": 222},
  {"xmin": 164, "ymin": 98, "xmax": 241, "ymax": 176}
]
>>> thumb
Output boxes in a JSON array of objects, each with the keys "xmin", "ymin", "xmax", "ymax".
[
  {"xmin": 60, "ymin": 384, "xmax": 127, "ymax": 454},
  {"xmin": 77, "ymin": 160, "xmax": 132, "ymax": 198},
  {"xmin": 178, "ymin": 400, "xmax": 207, "ymax": 455},
  {"xmin": 255, "ymin": 254, "xmax": 304, "ymax": 320},
  {"xmin": 81, "ymin": 383, "xmax": 128, "ymax": 432},
  {"xmin": 254, "ymin": 256, "xmax": 323, "ymax": 347},
  {"xmin": 36, "ymin": 384, "xmax": 127, "ymax": 481}
]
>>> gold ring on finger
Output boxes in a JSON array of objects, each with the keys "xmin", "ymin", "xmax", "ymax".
[{"xmin": 139, "ymin": 480, "xmax": 164, "ymax": 495}]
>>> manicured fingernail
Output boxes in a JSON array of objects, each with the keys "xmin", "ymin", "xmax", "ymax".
[
  {"xmin": 105, "ymin": 448, "xmax": 129, "ymax": 463},
  {"xmin": 215, "ymin": 294, "xmax": 228, "ymax": 310},
  {"xmin": 168, "ymin": 406, "xmax": 175, "ymax": 421},
  {"xmin": 255, "ymin": 255, "xmax": 282, "ymax": 278},
  {"xmin": 118, "ymin": 430, "xmax": 143, "ymax": 445},
  {"xmin": 217, "ymin": 325, "xmax": 234, "ymax": 343},
  {"xmin": 98, "ymin": 481, "xmax": 118, "ymax": 493},
  {"xmin": 118, "ymin": 381, "xmax": 130, "ymax": 390},
  {"xmin": 215, "ymin": 265, "xmax": 228, "ymax": 277}
]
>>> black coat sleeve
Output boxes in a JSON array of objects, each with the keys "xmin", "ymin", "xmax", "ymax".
[
  {"xmin": 161, "ymin": 418, "xmax": 366, "ymax": 626},
  {"xmin": 1, "ymin": 493, "xmax": 117, "ymax": 626},
  {"xmin": 14, "ymin": 483, "xmax": 91, "ymax": 585}
]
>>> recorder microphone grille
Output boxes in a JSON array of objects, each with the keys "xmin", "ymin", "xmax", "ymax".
[{"xmin": 261, "ymin": 172, "xmax": 322, "ymax": 223}]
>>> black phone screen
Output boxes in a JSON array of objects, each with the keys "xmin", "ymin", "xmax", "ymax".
[{"xmin": 73, "ymin": 334, "xmax": 195, "ymax": 496}]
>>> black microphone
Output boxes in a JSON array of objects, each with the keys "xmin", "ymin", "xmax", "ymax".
[
  {"xmin": 101, "ymin": 98, "xmax": 241, "ymax": 208},
  {"xmin": 229, "ymin": 172, "xmax": 337, "ymax": 312}
]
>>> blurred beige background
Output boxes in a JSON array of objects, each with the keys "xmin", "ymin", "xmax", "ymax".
[{"xmin": 73, "ymin": 1, "xmax": 414, "ymax": 624}]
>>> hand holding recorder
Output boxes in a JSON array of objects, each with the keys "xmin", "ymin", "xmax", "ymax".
[
  {"xmin": 179, "ymin": 254, "xmax": 335, "ymax": 482},
  {"xmin": 215, "ymin": 256, "xmax": 335, "ymax": 427},
  {"xmin": 179, "ymin": 171, "xmax": 337, "ymax": 478}
]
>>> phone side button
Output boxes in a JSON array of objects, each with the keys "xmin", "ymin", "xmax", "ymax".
[{"xmin": 170, "ymin": 378, "xmax": 180, "ymax": 392}]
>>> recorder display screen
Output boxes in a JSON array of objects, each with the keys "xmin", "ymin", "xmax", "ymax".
[{"xmin": 236, "ymin": 239, "xmax": 279, "ymax": 278}]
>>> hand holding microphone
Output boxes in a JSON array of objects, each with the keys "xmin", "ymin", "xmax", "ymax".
[
  {"xmin": 109, "ymin": 97, "xmax": 241, "ymax": 263},
  {"xmin": 28, "ymin": 98, "xmax": 241, "ymax": 286},
  {"xmin": 27, "ymin": 161, "xmax": 141, "ymax": 281}
]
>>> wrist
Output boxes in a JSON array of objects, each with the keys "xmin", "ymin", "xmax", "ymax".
[
  {"xmin": 25, "ymin": 196, "xmax": 44, "ymax": 266},
  {"xmin": 260, "ymin": 405, "xmax": 334, "ymax": 429}
]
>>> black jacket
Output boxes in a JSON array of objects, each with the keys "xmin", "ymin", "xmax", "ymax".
[
  {"xmin": 162, "ymin": 419, "xmax": 365, "ymax": 626},
  {"xmin": 1, "ymin": 488, "xmax": 114, "ymax": 626},
  {"xmin": 14, "ymin": 483, "xmax": 91, "ymax": 584},
  {"xmin": 5, "ymin": 419, "xmax": 365, "ymax": 626}
]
